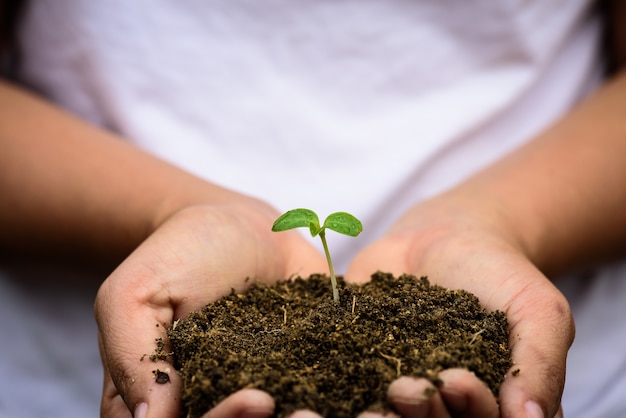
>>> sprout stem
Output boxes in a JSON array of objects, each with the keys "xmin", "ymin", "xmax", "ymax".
[{"xmin": 319, "ymin": 230, "xmax": 339, "ymax": 303}]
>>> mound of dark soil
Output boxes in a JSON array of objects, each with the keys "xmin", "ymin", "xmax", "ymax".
[{"xmin": 159, "ymin": 272, "xmax": 511, "ymax": 418}]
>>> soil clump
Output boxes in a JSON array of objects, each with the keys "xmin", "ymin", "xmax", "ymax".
[{"xmin": 160, "ymin": 272, "xmax": 511, "ymax": 418}]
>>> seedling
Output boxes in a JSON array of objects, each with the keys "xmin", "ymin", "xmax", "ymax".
[{"xmin": 272, "ymin": 208, "xmax": 363, "ymax": 303}]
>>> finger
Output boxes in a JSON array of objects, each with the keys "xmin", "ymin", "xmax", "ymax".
[
  {"xmin": 279, "ymin": 230, "xmax": 329, "ymax": 279},
  {"xmin": 554, "ymin": 405, "xmax": 564, "ymax": 418},
  {"xmin": 357, "ymin": 411, "xmax": 400, "ymax": 418},
  {"xmin": 345, "ymin": 237, "xmax": 408, "ymax": 283},
  {"xmin": 200, "ymin": 389, "xmax": 275, "ymax": 418},
  {"xmin": 497, "ymin": 276, "xmax": 574, "ymax": 418},
  {"xmin": 100, "ymin": 324, "xmax": 187, "ymax": 418},
  {"xmin": 387, "ymin": 376, "xmax": 451, "ymax": 418},
  {"xmin": 100, "ymin": 333, "xmax": 133, "ymax": 418},
  {"xmin": 437, "ymin": 369, "xmax": 498, "ymax": 417},
  {"xmin": 95, "ymin": 264, "xmax": 183, "ymax": 418},
  {"xmin": 287, "ymin": 410, "xmax": 323, "ymax": 418},
  {"xmin": 101, "ymin": 376, "xmax": 132, "ymax": 418}
]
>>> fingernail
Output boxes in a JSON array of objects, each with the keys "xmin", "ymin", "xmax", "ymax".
[
  {"xmin": 356, "ymin": 413, "xmax": 389, "ymax": 418},
  {"xmin": 525, "ymin": 401, "xmax": 544, "ymax": 418},
  {"xmin": 134, "ymin": 402, "xmax": 148, "ymax": 418},
  {"xmin": 286, "ymin": 411, "xmax": 323, "ymax": 418}
]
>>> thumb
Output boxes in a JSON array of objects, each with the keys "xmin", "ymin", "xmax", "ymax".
[{"xmin": 344, "ymin": 236, "xmax": 409, "ymax": 283}]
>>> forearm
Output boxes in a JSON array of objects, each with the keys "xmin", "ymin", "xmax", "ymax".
[
  {"xmin": 445, "ymin": 69, "xmax": 626, "ymax": 276},
  {"xmin": 0, "ymin": 80, "xmax": 259, "ymax": 265}
]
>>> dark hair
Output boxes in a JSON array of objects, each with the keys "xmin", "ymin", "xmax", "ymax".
[
  {"xmin": 0, "ymin": 0, "xmax": 25, "ymax": 77},
  {"xmin": 601, "ymin": 0, "xmax": 626, "ymax": 75}
]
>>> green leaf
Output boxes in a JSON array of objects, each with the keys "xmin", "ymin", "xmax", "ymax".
[
  {"xmin": 271, "ymin": 208, "xmax": 321, "ymax": 236},
  {"xmin": 323, "ymin": 212, "xmax": 363, "ymax": 237}
]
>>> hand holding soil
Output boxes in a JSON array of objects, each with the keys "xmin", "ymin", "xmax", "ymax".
[
  {"xmin": 95, "ymin": 205, "xmax": 327, "ymax": 418},
  {"xmin": 96, "ymin": 203, "xmax": 573, "ymax": 418},
  {"xmin": 346, "ymin": 199, "xmax": 574, "ymax": 418}
]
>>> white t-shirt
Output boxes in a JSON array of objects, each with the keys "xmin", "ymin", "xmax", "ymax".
[{"xmin": 3, "ymin": 1, "xmax": 625, "ymax": 417}]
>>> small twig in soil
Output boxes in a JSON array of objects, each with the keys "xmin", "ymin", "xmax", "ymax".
[
  {"xmin": 379, "ymin": 352, "xmax": 402, "ymax": 377},
  {"xmin": 281, "ymin": 305, "xmax": 288, "ymax": 325},
  {"xmin": 267, "ymin": 287, "xmax": 287, "ymax": 300},
  {"xmin": 469, "ymin": 328, "xmax": 486, "ymax": 345},
  {"xmin": 351, "ymin": 295, "xmax": 357, "ymax": 315}
]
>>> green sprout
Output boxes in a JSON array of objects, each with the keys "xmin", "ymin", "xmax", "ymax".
[{"xmin": 272, "ymin": 208, "xmax": 363, "ymax": 303}]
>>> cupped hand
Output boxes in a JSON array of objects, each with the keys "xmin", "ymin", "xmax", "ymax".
[
  {"xmin": 95, "ymin": 203, "xmax": 327, "ymax": 418},
  {"xmin": 345, "ymin": 198, "xmax": 573, "ymax": 418}
]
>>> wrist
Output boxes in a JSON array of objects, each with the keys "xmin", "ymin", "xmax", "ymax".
[
  {"xmin": 428, "ymin": 185, "xmax": 564, "ymax": 277},
  {"xmin": 392, "ymin": 189, "xmax": 537, "ymax": 268}
]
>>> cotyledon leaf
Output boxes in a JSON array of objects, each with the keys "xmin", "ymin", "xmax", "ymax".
[
  {"xmin": 323, "ymin": 212, "xmax": 363, "ymax": 237},
  {"xmin": 271, "ymin": 208, "xmax": 322, "ymax": 236}
]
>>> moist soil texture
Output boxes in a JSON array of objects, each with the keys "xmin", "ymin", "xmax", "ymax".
[{"xmin": 161, "ymin": 272, "xmax": 512, "ymax": 418}]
